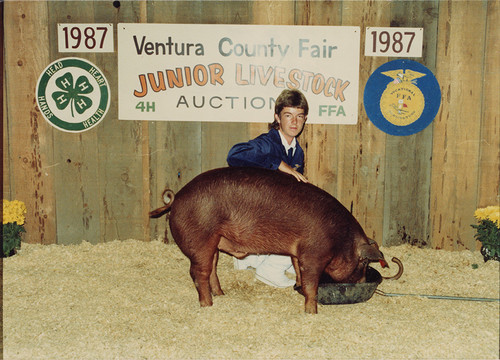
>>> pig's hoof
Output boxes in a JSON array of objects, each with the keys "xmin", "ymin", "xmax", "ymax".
[
  {"xmin": 304, "ymin": 301, "xmax": 318, "ymax": 314},
  {"xmin": 305, "ymin": 306, "xmax": 318, "ymax": 314},
  {"xmin": 199, "ymin": 299, "xmax": 213, "ymax": 307}
]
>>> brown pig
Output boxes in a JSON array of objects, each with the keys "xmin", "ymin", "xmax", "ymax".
[{"xmin": 150, "ymin": 167, "xmax": 387, "ymax": 314}]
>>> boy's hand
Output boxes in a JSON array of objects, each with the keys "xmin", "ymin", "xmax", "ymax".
[{"xmin": 278, "ymin": 161, "xmax": 309, "ymax": 183}]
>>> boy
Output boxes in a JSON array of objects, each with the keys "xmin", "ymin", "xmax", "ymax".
[{"xmin": 227, "ymin": 89, "xmax": 309, "ymax": 287}]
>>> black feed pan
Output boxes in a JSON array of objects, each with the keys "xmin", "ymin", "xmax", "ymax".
[{"xmin": 294, "ymin": 267, "xmax": 382, "ymax": 305}]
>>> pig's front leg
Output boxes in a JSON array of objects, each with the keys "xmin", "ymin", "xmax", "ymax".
[
  {"xmin": 300, "ymin": 279, "xmax": 319, "ymax": 314},
  {"xmin": 299, "ymin": 267, "xmax": 321, "ymax": 314}
]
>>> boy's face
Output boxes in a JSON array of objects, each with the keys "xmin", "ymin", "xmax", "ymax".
[{"xmin": 275, "ymin": 107, "xmax": 307, "ymax": 144}]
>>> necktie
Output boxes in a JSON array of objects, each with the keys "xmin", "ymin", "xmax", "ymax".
[{"xmin": 287, "ymin": 148, "xmax": 293, "ymax": 164}]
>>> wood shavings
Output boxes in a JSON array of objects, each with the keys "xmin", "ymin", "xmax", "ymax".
[{"xmin": 3, "ymin": 241, "xmax": 499, "ymax": 359}]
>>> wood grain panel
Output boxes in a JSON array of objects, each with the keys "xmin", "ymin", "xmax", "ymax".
[
  {"xmin": 295, "ymin": 1, "xmax": 343, "ymax": 195},
  {"xmin": 46, "ymin": 1, "xmax": 101, "ymax": 245},
  {"xmin": 382, "ymin": 1, "xmax": 439, "ymax": 247},
  {"xmin": 247, "ymin": 1, "xmax": 295, "ymax": 154},
  {"xmin": 477, "ymin": 1, "xmax": 499, "ymax": 210},
  {"xmin": 94, "ymin": 1, "xmax": 146, "ymax": 242},
  {"xmin": 4, "ymin": 1, "xmax": 56, "ymax": 244},
  {"xmin": 199, "ymin": 1, "xmax": 252, "ymax": 173},
  {"xmin": 336, "ymin": 0, "xmax": 391, "ymax": 244},
  {"xmin": 147, "ymin": 1, "xmax": 203, "ymax": 241},
  {"xmin": 431, "ymin": 1, "xmax": 487, "ymax": 250}
]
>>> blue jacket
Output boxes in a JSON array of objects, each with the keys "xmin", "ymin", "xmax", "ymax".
[{"xmin": 227, "ymin": 128, "xmax": 304, "ymax": 174}]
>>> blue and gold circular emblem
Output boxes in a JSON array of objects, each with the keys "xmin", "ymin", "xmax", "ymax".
[{"xmin": 363, "ymin": 59, "xmax": 441, "ymax": 136}]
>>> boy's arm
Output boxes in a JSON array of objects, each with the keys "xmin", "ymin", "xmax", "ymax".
[
  {"xmin": 227, "ymin": 138, "xmax": 282, "ymax": 170},
  {"xmin": 278, "ymin": 161, "xmax": 308, "ymax": 183},
  {"xmin": 227, "ymin": 135, "xmax": 308, "ymax": 182}
]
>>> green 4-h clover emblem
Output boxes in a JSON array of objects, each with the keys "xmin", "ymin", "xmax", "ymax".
[
  {"xmin": 52, "ymin": 72, "xmax": 94, "ymax": 117},
  {"xmin": 36, "ymin": 57, "xmax": 110, "ymax": 133}
]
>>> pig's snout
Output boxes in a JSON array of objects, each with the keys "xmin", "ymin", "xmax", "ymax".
[{"xmin": 379, "ymin": 259, "xmax": 389, "ymax": 268}]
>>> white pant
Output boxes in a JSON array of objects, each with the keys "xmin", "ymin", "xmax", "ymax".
[{"xmin": 234, "ymin": 254, "xmax": 295, "ymax": 287}]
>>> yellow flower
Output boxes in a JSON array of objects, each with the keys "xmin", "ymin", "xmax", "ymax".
[
  {"xmin": 474, "ymin": 208, "xmax": 486, "ymax": 221},
  {"xmin": 2, "ymin": 199, "xmax": 27, "ymax": 225},
  {"xmin": 474, "ymin": 206, "xmax": 500, "ymax": 227}
]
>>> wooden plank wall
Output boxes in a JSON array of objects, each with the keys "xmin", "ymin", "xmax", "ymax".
[
  {"xmin": 430, "ymin": 1, "xmax": 493, "ymax": 250},
  {"xmin": 4, "ymin": 2, "xmax": 57, "ymax": 245},
  {"xmin": 3, "ymin": 0, "xmax": 499, "ymax": 251}
]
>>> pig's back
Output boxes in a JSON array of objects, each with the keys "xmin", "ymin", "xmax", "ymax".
[{"xmin": 172, "ymin": 167, "xmax": 349, "ymax": 225}]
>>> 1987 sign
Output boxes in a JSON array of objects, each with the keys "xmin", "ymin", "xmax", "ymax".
[
  {"xmin": 365, "ymin": 27, "xmax": 423, "ymax": 57},
  {"xmin": 58, "ymin": 24, "xmax": 114, "ymax": 53}
]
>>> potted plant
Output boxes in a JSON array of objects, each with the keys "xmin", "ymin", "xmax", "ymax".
[
  {"xmin": 2, "ymin": 199, "xmax": 27, "ymax": 257},
  {"xmin": 472, "ymin": 206, "xmax": 499, "ymax": 262}
]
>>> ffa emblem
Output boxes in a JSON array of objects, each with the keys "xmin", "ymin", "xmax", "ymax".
[{"xmin": 363, "ymin": 59, "xmax": 441, "ymax": 136}]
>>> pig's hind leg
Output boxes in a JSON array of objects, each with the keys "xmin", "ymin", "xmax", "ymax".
[
  {"xmin": 187, "ymin": 233, "xmax": 224, "ymax": 307},
  {"xmin": 189, "ymin": 258, "xmax": 214, "ymax": 307},
  {"xmin": 209, "ymin": 250, "xmax": 224, "ymax": 296}
]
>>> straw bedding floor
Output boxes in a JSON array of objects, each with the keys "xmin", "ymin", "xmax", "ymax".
[{"xmin": 3, "ymin": 240, "xmax": 499, "ymax": 359}]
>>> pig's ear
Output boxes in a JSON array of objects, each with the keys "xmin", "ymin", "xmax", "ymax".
[
  {"xmin": 367, "ymin": 238, "xmax": 379, "ymax": 248},
  {"xmin": 359, "ymin": 243, "xmax": 388, "ymax": 267}
]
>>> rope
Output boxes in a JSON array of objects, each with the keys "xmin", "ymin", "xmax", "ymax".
[{"xmin": 375, "ymin": 289, "xmax": 500, "ymax": 303}]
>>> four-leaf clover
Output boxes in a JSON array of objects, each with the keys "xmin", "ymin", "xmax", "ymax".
[{"xmin": 52, "ymin": 72, "xmax": 94, "ymax": 117}]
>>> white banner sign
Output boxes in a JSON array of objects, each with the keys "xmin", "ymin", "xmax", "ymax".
[{"xmin": 118, "ymin": 24, "xmax": 360, "ymax": 124}]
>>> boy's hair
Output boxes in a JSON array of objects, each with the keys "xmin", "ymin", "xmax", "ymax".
[{"xmin": 270, "ymin": 89, "xmax": 309, "ymax": 130}]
